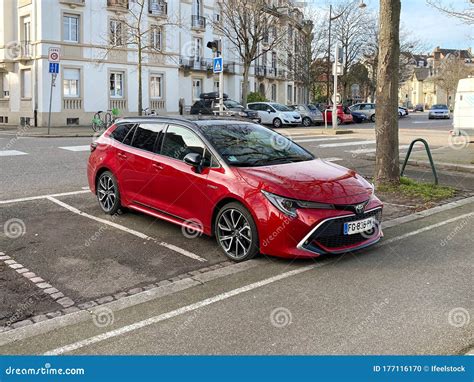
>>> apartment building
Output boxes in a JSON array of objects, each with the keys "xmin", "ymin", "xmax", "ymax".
[
  {"xmin": 0, "ymin": 0, "xmax": 310, "ymax": 127},
  {"xmin": 398, "ymin": 47, "xmax": 473, "ymax": 108}
]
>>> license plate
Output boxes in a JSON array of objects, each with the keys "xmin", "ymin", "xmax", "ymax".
[{"xmin": 344, "ymin": 217, "xmax": 375, "ymax": 235}]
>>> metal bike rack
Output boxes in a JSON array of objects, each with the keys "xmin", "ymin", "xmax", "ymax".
[{"xmin": 401, "ymin": 138, "xmax": 439, "ymax": 185}]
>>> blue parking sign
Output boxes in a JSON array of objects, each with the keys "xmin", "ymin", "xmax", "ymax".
[
  {"xmin": 213, "ymin": 57, "xmax": 223, "ymax": 73},
  {"xmin": 49, "ymin": 63, "xmax": 59, "ymax": 74}
]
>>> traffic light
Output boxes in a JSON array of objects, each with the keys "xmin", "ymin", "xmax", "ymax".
[{"xmin": 206, "ymin": 40, "xmax": 221, "ymax": 54}]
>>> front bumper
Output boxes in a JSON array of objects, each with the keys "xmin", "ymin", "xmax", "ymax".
[
  {"xmin": 429, "ymin": 113, "xmax": 449, "ymax": 119},
  {"xmin": 256, "ymin": 195, "xmax": 383, "ymax": 258}
]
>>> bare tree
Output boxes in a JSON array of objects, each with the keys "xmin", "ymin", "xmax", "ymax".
[
  {"xmin": 332, "ymin": 1, "xmax": 374, "ymax": 100},
  {"xmin": 433, "ymin": 55, "xmax": 474, "ymax": 106},
  {"xmin": 211, "ymin": 0, "xmax": 288, "ymax": 106},
  {"xmin": 427, "ymin": 0, "xmax": 474, "ymax": 25},
  {"xmin": 98, "ymin": 0, "xmax": 180, "ymax": 115},
  {"xmin": 374, "ymin": 0, "xmax": 401, "ymax": 186}
]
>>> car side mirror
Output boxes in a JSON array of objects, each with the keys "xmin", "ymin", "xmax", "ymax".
[
  {"xmin": 184, "ymin": 153, "xmax": 204, "ymax": 173},
  {"xmin": 267, "ymin": 108, "xmax": 272, "ymax": 113}
]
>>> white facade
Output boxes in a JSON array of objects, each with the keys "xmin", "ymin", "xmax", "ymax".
[{"xmin": 0, "ymin": 0, "xmax": 309, "ymax": 127}]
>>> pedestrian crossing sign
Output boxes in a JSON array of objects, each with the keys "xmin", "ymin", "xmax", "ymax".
[{"xmin": 213, "ymin": 57, "xmax": 223, "ymax": 73}]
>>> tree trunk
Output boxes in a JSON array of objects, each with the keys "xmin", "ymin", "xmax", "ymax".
[
  {"xmin": 137, "ymin": 41, "xmax": 143, "ymax": 117},
  {"xmin": 241, "ymin": 62, "xmax": 250, "ymax": 107},
  {"xmin": 374, "ymin": 0, "xmax": 401, "ymax": 186}
]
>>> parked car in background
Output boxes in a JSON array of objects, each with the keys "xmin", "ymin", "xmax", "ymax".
[
  {"xmin": 247, "ymin": 102, "xmax": 302, "ymax": 128},
  {"xmin": 190, "ymin": 92, "xmax": 260, "ymax": 123},
  {"xmin": 322, "ymin": 105, "xmax": 354, "ymax": 125},
  {"xmin": 351, "ymin": 110, "xmax": 369, "ymax": 123},
  {"xmin": 349, "ymin": 103, "xmax": 376, "ymax": 122},
  {"xmin": 453, "ymin": 77, "xmax": 474, "ymax": 137},
  {"xmin": 428, "ymin": 104, "xmax": 450, "ymax": 119},
  {"xmin": 289, "ymin": 104, "xmax": 324, "ymax": 127},
  {"xmin": 413, "ymin": 104, "xmax": 424, "ymax": 112},
  {"xmin": 398, "ymin": 107, "xmax": 409, "ymax": 117}
]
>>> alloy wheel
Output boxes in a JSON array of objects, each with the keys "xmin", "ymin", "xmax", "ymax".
[
  {"xmin": 97, "ymin": 174, "xmax": 117, "ymax": 213},
  {"xmin": 216, "ymin": 209, "xmax": 253, "ymax": 260}
]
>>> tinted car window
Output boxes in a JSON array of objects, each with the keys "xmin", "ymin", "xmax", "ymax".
[
  {"xmin": 111, "ymin": 123, "xmax": 135, "ymax": 143},
  {"xmin": 200, "ymin": 123, "xmax": 314, "ymax": 167},
  {"xmin": 122, "ymin": 125, "xmax": 137, "ymax": 146},
  {"xmin": 130, "ymin": 123, "xmax": 165, "ymax": 152},
  {"xmin": 247, "ymin": 104, "xmax": 259, "ymax": 111},
  {"xmin": 161, "ymin": 125, "xmax": 205, "ymax": 161}
]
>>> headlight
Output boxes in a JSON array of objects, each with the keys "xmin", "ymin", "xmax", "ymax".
[
  {"xmin": 238, "ymin": 111, "xmax": 247, "ymax": 117},
  {"xmin": 261, "ymin": 190, "xmax": 334, "ymax": 218}
]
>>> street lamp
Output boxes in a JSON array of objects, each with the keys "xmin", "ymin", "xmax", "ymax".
[{"xmin": 326, "ymin": 0, "xmax": 367, "ymax": 106}]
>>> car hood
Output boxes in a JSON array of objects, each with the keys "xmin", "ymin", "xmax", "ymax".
[{"xmin": 237, "ymin": 159, "xmax": 373, "ymax": 205}]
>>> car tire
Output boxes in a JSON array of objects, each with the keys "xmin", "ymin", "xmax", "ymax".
[
  {"xmin": 302, "ymin": 117, "xmax": 312, "ymax": 127},
  {"xmin": 370, "ymin": 114, "xmax": 376, "ymax": 123},
  {"xmin": 273, "ymin": 118, "xmax": 282, "ymax": 128},
  {"xmin": 215, "ymin": 202, "xmax": 259, "ymax": 262},
  {"xmin": 96, "ymin": 171, "xmax": 121, "ymax": 215}
]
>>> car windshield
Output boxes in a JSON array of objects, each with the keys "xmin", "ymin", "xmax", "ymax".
[
  {"xmin": 307, "ymin": 104, "xmax": 318, "ymax": 111},
  {"xmin": 224, "ymin": 100, "xmax": 242, "ymax": 108},
  {"xmin": 200, "ymin": 123, "xmax": 314, "ymax": 167},
  {"xmin": 271, "ymin": 103, "xmax": 292, "ymax": 112},
  {"xmin": 432, "ymin": 104, "xmax": 448, "ymax": 110}
]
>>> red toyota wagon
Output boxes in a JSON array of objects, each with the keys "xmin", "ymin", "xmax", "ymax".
[{"xmin": 88, "ymin": 117, "xmax": 383, "ymax": 261}]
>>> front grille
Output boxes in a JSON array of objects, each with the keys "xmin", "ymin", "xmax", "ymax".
[{"xmin": 304, "ymin": 209, "xmax": 382, "ymax": 252}]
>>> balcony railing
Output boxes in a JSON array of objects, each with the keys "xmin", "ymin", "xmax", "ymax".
[
  {"xmin": 149, "ymin": 0, "xmax": 167, "ymax": 17},
  {"xmin": 19, "ymin": 41, "xmax": 32, "ymax": 59},
  {"xmin": 63, "ymin": 98, "xmax": 82, "ymax": 110},
  {"xmin": 191, "ymin": 15, "xmax": 206, "ymax": 30},
  {"xmin": 109, "ymin": 99, "xmax": 127, "ymax": 111},
  {"xmin": 150, "ymin": 99, "xmax": 166, "ymax": 110},
  {"xmin": 107, "ymin": 0, "xmax": 128, "ymax": 9},
  {"xmin": 255, "ymin": 65, "xmax": 267, "ymax": 77},
  {"xmin": 267, "ymin": 67, "xmax": 277, "ymax": 77},
  {"xmin": 179, "ymin": 57, "xmax": 209, "ymax": 71}
]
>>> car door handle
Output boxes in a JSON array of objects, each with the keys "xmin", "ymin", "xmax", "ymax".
[
  {"xmin": 117, "ymin": 152, "xmax": 127, "ymax": 160},
  {"xmin": 152, "ymin": 163, "xmax": 164, "ymax": 170}
]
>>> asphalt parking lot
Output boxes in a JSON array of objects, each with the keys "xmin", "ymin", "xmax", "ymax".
[{"xmin": 0, "ymin": 118, "xmax": 472, "ymax": 355}]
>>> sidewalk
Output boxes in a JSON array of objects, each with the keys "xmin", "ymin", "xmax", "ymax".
[{"xmin": 0, "ymin": 126, "xmax": 95, "ymax": 138}]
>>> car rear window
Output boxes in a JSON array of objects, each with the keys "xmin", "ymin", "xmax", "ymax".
[{"xmin": 111, "ymin": 123, "xmax": 135, "ymax": 143}]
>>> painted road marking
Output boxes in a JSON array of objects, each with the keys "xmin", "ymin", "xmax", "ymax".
[
  {"xmin": 46, "ymin": 196, "xmax": 207, "ymax": 263},
  {"xmin": 347, "ymin": 145, "xmax": 410, "ymax": 155},
  {"xmin": 380, "ymin": 212, "xmax": 474, "ymax": 247},
  {"xmin": 43, "ymin": 210, "xmax": 474, "ymax": 355},
  {"xmin": 294, "ymin": 137, "xmax": 355, "ymax": 143},
  {"xmin": 0, "ymin": 150, "xmax": 28, "ymax": 157},
  {"xmin": 318, "ymin": 140, "xmax": 376, "ymax": 148},
  {"xmin": 0, "ymin": 190, "xmax": 90, "ymax": 205},
  {"xmin": 59, "ymin": 145, "xmax": 90, "ymax": 152},
  {"xmin": 322, "ymin": 157, "xmax": 343, "ymax": 162},
  {"xmin": 44, "ymin": 263, "xmax": 326, "ymax": 355}
]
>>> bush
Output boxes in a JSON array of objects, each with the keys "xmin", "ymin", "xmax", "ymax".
[{"xmin": 247, "ymin": 92, "xmax": 267, "ymax": 103}]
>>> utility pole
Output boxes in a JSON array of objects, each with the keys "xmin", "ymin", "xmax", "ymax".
[
  {"xmin": 218, "ymin": 39, "xmax": 224, "ymax": 114},
  {"xmin": 333, "ymin": 42, "xmax": 339, "ymax": 129}
]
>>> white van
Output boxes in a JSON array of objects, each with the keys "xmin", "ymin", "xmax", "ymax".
[{"xmin": 453, "ymin": 77, "xmax": 474, "ymax": 136}]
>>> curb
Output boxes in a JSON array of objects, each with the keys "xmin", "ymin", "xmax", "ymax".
[{"xmin": 365, "ymin": 153, "xmax": 474, "ymax": 174}]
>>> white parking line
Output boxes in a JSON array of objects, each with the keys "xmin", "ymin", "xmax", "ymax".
[
  {"xmin": 294, "ymin": 137, "xmax": 355, "ymax": 143},
  {"xmin": 380, "ymin": 212, "xmax": 474, "ymax": 247},
  {"xmin": 43, "ymin": 209, "xmax": 474, "ymax": 355},
  {"xmin": 0, "ymin": 190, "xmax": 90, "ymax": 205},
  {"xmin": 46, "ymin": 196, "xmax": 207, "ymax": 263},
  {"xmin": 44, "ymin": 263, "xmax": 323, "ymax": 355},
  {"xmin": 322, "ymin": 157, "xmax": 343, "ymax": 162},
  {"xmin": 319, "ymin": 140, "xmax": 376, "ymax": 148},
  {"xmin": 0, "ymin": 150, "xmax": 28, "ymax": 157},
  {"xmin": 347, "ymin": 145, "xmax": 410, "ymax": 155},
  {"xmin": 58, "ymin": 145, "xmax": 90, "ymax": 152}
]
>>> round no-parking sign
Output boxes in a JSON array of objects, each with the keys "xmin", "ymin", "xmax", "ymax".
[{"xmin": 48, "ymin": 47, "xmax": 60, "ymax": 63}]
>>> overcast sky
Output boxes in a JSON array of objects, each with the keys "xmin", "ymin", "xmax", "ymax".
[{"xmin": 307, "ymin": 0, "xmax": 473, "ymax": 53}]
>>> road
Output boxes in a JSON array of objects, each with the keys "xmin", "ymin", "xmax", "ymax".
[{"xmin": 0, "ymin": 115, "xmax": 472, "ymax": 355}]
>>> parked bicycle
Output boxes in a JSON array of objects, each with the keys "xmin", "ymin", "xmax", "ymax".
[{"xmin": 91, "ymin": 108, "xmax": 120, "ymax": 132}]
